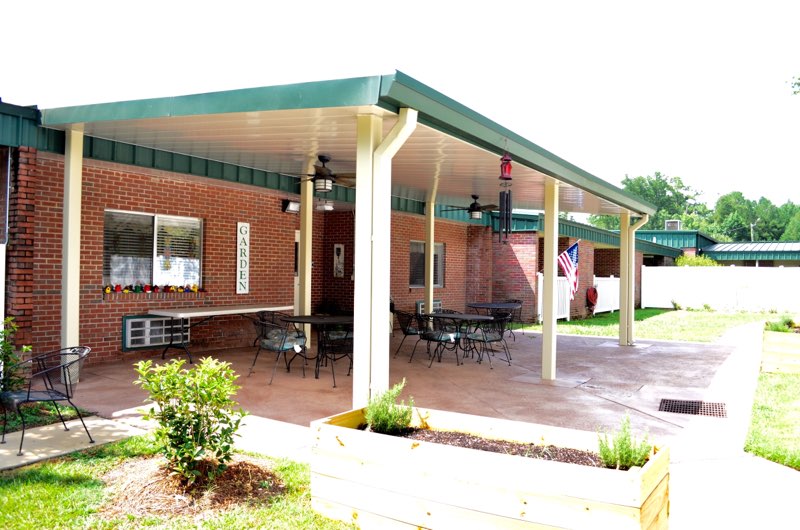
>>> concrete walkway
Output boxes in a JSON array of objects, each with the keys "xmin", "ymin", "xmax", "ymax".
[{"xmin": 1, "ymin": 322, "xmax": 797, "ymax": 528}]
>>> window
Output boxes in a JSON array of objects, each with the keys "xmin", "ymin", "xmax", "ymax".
[
  {"xmin": 409, "ymin": 241, "xmax": 444, "ymax": 288},
  {"xmin": 104, "ymin": 210, "xmax": 203, "ymax": 287}
]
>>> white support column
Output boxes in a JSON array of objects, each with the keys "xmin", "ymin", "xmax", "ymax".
[
  {"xmin": 424, "ymin": 179, "xmax": 439, "ymax": 319},
  {"xmin": 353, "ymin": 113, "xmax": 382, "ymax": 408},
  {"xmin": 62, "ymin": 126, "xmax": 84, "ymax": 348},
  {"xmin": 542, "ymin": 179, "xmax": 559, "ymax": 380},
  {"xmin": 352, "ymin": 109, "xmax": 417, "ymax": 409},
  {"xmin": 298, "ymin": 159, "xmax": 314, "ymax": 328},
  {"xmin": 618, "ymin": 211, "xmax": 631, "ymax": 346},
  {"xmin": 625, "ymin": 214, "xmax": 648, "ymax": 345}
]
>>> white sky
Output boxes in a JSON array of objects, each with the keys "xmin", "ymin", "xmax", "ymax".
[{"xmin": 3, "ymin": 1, "xmax": 798, "ymax": 207}]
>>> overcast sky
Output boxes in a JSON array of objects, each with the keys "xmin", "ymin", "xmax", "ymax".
[{"xmin": 3, "ymin": 1, "xmax": 798, "ymax": 207}]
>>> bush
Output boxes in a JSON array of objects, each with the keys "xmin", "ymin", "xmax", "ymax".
[
  {"xmin": 675, "ymin": 254, "xmax": 719, "ymax": 267},
  {"xmin": 765, "ymin": 316, "xmax": 796, "ymax": 333},
  {"xmin": 597, "ymin": 414, "xmax": 652, "ymax": 470},
  {"xmin": 364, "ymin": 378, "xmax": 414, "ymax": 435},
  {"xmin": 0, "ymin": 316, "xmax": 31, "ymax": 392},
  {"xmin": 134, "ymin": 357, "xmax": 247, "ymax": 486}
]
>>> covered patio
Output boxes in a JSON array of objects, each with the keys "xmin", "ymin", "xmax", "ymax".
[{"xmin": 34, "ymin": 71, "xmax": 656, "ymax": 408}]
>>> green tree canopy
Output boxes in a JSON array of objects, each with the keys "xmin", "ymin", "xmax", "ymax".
[{"xmin": 589, "ymin": 172, "xmax": 702, "ymax": 231}]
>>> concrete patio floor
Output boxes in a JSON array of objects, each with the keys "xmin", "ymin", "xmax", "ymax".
[{"xmin": 3, "ymin": 322, "xmax": 798, "ymax": 528}]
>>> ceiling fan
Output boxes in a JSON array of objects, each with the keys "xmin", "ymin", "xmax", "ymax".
[
  {"xmin": 442, "ymin": 195, "xmax": 498, "ymax": 220},
  {"xmin": 297, "ymin": 155, "xmax": 356, "ymax": 191}
]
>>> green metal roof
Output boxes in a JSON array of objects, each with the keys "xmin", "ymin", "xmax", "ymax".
[
  {"xmin": 38, "ymin": 71, "xmax": 656, "ymax": 218},
  {"xmin": 702, "ymin": 242, "xmax": 800, "ymax": 261},
  {"xmin": 636, "ymin": 230, "xmax": 718, "ymax": 250}
]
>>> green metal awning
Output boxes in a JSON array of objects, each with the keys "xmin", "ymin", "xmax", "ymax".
[
  {"xmin": 38, "ymin": 71, "xmax": 656, "ymax": 219},
  {"xmin": 702, "ymin": 242, "xmax": 800, "ymax": 261}
]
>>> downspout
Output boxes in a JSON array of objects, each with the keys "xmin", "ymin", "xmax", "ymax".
[{"xmin": 623, "ymin": 214, "xmax": 649, "ymax": 345}]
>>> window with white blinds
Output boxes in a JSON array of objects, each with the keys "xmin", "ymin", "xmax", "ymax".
[
  {"xmin": 409, "ymin": 241, "xmax": 444, "ymax": 288},
  {"xmin": 103, "ymin": 211, "xmax": 202, "ymax": 287}
]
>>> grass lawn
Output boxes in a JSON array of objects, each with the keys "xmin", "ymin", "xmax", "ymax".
[
  {"xmin": 745, "ymin": 371, "xmax": 800, "ymax": 471},
  {"xmin": 522, "ymin": 308, "xmax": 774, "ymax": 342},
  {"xmin": 0, "ymin": 436, "xmax": 353, "ymax": 529}
]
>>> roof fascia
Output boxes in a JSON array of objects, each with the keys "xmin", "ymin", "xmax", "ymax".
[{"xmin": 40, "ymin": 75, "xmax": 384, "ymax": 126}]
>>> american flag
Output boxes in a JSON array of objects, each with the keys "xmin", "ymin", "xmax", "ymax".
[{"xmin": 558, "ymin": 242, "xmax": 580, "ymax": 300}]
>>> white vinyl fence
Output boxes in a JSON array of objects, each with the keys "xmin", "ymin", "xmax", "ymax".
[
  {"xmin": 641, "ymin": 266, "xmax": 800, "ymax": 312},
  {"xmin": 593, "ymin": 275, "xmax": 620, "ymax": 315},
  {"xmin": 536, "ymin": 274, "xmax": 620, "ymax": 321}
]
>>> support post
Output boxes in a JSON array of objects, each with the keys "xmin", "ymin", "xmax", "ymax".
[
  {"xmin": 62, "ymin": 127, "xmax": 83, "ymax": 348},
  {"xmin": 542, "ymin": 179, "xmax": 559, "ymax": 380},
  {"xmin": 352, "ymin": 108, "xmax": 418, "ymax": 408},
  {"xmin": 618, "ymin": 212, "xmax": 630, "ymax": 346}
]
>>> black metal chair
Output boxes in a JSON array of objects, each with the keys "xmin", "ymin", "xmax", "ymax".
[
  {"xmin": 250, "ymin": 315, "xmax": 309, "ymax": 384},
  {"xmin": 503, "ymin": 299, "xmax": 524, "ymax": 340},
  {"xmin": 318, "ymin": 323, "xmax": 353, "ymax": 388},
  {"xmin": 393, "ymin": 310, "xmax": 425, "ymax": 360},
  {"xmin": 467, "ymin": 314, "xmax": 512, "ymax": 368},
  {"xmin": 420, "ymin": 309, "xmax": 463, "ymax": 367},
  {"xmin": 1, "ymin": 346, "xmax": 94, "ymax": 456}
]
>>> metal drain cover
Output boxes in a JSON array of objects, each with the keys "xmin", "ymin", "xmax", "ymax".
[{"xmin": 659, "ymin": 399, "xmax": 727, "ymax": 418}]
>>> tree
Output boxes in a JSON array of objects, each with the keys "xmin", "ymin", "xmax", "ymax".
[
  {"xmin": 782, "ymin": 211, "xmax": 800, "ymax": 241},
  {"xmin": 793, "ymin": 76, "xmax": 800, "ymax": 95},
  {"xmin": 589, "ymin": 172, "xmax": 705, "ymax": 231}
]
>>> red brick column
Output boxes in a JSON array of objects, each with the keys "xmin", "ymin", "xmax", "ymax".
[{"xmin": 6, "ymin": 147, "xmax": 36, "ymax": 352}]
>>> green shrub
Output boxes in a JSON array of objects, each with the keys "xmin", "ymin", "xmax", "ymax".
[
  {"xmin": 134, "ymin": 357, "xmax": 247, "ymax": 487},
  {"xmin": 675, "ymin": 254, "xmax": 719, "ymax": 267},
  {"xmin": 364, "ymin": 378, "xmax": 414, "ymax": 435},
  {"xmin": 0, "ymin": 316, "xmax": 31, "ymax": 392},
  {"xmin": 765, "ymin": 316, "xmax": 796, "ymax": 333},
  {"xmin": 597, "ymin": 414, "xmax": 652, "ymax": 470}
]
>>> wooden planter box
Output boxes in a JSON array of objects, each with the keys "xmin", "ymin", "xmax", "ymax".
[
  {"xmin": 310, "ymin": 407, "xmax": 669, "ymax": 529},
  {"xmin": 762, "ymin": 330, "xmax": 800, "ymax": 373}
]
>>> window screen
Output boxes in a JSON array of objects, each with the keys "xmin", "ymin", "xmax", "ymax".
[
  {"xmin": 104, "ymin": 211, "xmax": 202, "ymax": 287},
  {"xmin": 155, "ymin": 215, "xmax": 202, "ymax": 287},
  {"xmin": 409, "ymin": 241, "xmax": 444, "ymax": 288}
]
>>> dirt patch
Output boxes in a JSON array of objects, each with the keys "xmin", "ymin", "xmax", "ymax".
[
  {"xmin": 397, "ymin": 428, "xmax": 603, "ymax": 467},
  {"xmin": 96, "ymin": 454, "xmax": 283, "ymax": 523}
]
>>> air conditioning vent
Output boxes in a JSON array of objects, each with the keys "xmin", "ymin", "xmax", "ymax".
[
  {"xmin": 665, "ymin": 220, "xmax": 682, "ymax": 231},
  {"xmin": 122, "ymin": 315, "xmax": 189, "ymax": 350}
]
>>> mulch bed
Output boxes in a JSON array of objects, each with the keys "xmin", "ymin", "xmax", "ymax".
[
  {"xmin": 397, "ymin": 428, "xmax": 604, "ymax": 467},
  {"xmin": 96, "ymin": 454, "xmax": 283, "ymax": 523}
]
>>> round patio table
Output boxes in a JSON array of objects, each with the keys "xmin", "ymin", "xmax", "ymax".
[
  {"xmin": 281, "ymin": 315, "xmax": 354, "ymax": 385},
  {"xmin": 466, "ymin": 302, "xmax": 522, "ymax": 315}
]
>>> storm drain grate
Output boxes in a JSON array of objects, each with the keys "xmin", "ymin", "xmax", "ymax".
[{"xmin": 659, "ymin": 399, "xmax": 727, "ymax": 418}]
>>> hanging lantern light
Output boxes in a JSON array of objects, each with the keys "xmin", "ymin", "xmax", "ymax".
[{"xmin": 499, "ymin": 153, "xmax": 512, "ymax": 181}]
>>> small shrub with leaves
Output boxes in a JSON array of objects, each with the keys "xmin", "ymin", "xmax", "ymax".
[
  {"xmin": 364, "ymin": 378, "xmax": 414, "ymax": 435},
  {"xmin": 0, "ymin": 316, "xmax": 31, "ymax": 392},
  {"xmin": 134, "ymin": 357, "xmax": 248, "ymax": 487},
  {"xmin": 597, "ymin": 414, "xmax": 653, "ymax": 471},
  {"xmin": 765, "ymin": 316, "xmax": 796, "ymax": 333}
]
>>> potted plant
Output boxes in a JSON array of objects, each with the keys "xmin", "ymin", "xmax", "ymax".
[
  {"xmin": 762, "ymin": 316, "xmax": 800, "ymax": 373},
  {"xmin": 310, "ymin": 381, "xmax": 669, "ymax": 529}
]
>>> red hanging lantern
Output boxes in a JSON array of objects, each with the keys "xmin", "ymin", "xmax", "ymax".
[{"xmin": 499, "ymin": 153, "xmax": 512, "ymax": 181}]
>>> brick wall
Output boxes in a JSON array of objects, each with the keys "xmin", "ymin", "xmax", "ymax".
[
  {"xmin": 390, "ymin": 212, "xmax": 470, "ymax": 314},
  {"xmin": 492, "ymin": 232, "xmax": 538, "ymax": 322},
  {"xmin": 6, "ymin": 147, "xmax": 36, "ymax": 351},
  {"xmin": 31, "ymin": 153, "xmax": 300, "ymax": 364}
]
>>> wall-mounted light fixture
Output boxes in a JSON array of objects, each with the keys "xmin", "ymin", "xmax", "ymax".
[{"xmin": 282, "ymin": 199, "xmax": 301, "ymax": 213}]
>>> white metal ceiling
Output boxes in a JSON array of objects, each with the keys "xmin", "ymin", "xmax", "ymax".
[{"xmin": 75, "ymin": 105, "xmax": 628, "ymax": 215}]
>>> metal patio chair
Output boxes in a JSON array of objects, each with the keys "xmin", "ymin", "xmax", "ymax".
[
  {"xmin": 1, "ymin": 346, "xmax": 94, "ymax": 456},
  {"xmin": 393, "ymin": 310, "xmax": 425, "ymax": 360},
  {"xmin": 466, "ymin": 313, "xmax": 512, "ymax": 368},
  {"xmin": 250, "ymin": 315, "xmax": 309, "ymax": 384},
  {"xmin": 318, "ymin": 323, "xmax": 353, "ymax": 388}
]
